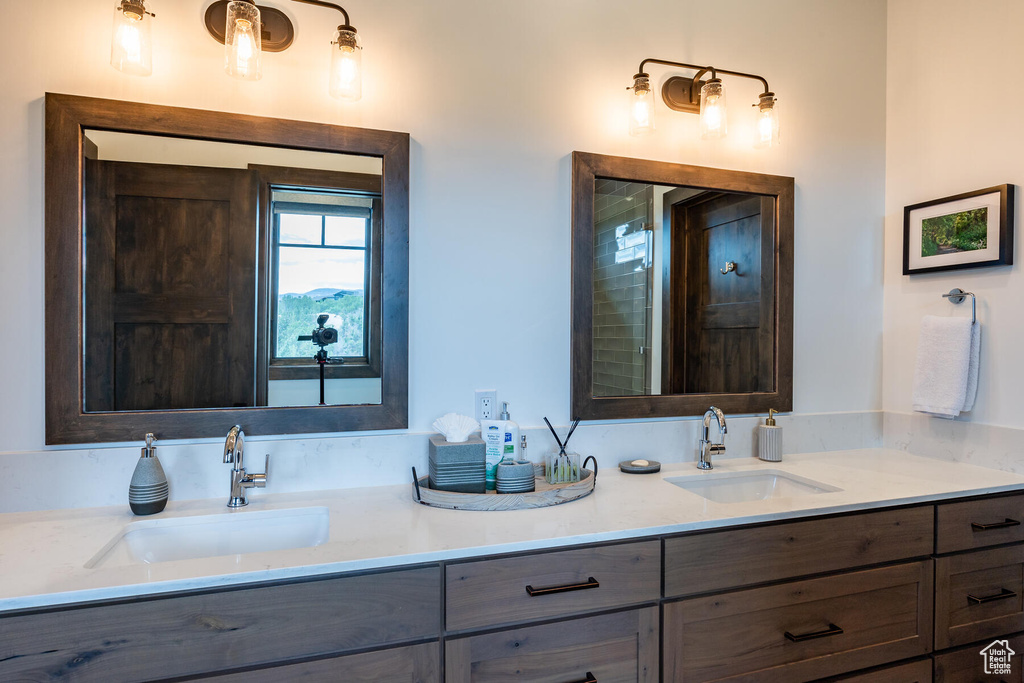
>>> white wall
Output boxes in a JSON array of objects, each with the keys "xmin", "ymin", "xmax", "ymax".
[
  {"xmin": 884, "ymin": 0, "xmax": 1024, "ymax": 428},
  {"xmin": 0, "ymin": 0, "xmax": 887, "ymax": 509}
]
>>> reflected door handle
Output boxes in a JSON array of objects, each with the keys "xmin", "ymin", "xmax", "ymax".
[{"xmin": 720, "ymin": 261, "xmax": 737, "ymax": 275}]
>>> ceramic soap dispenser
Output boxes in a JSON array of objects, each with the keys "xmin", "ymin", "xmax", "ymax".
[
  {"xmin": 758, "ymin": 409, "xmax": 783, "ymax": 462},
  {"xmin": 129, "ymin": 433, "xmax": 169, "ymax": 515}
]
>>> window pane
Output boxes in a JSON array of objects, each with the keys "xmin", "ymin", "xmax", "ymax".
[
  {"xmin": 276, "ymin": 246, "xmax": 366, "ymax": 358},
  {"xmin": 325, "ymin": 215, "xmax": 367, "ymax": 247},
  {"xmin": 279, "ymin": 213, "xmax": 322, "ymax": 245}
]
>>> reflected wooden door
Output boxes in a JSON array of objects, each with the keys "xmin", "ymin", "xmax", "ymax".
[
  {"xmin": 84, "ymin": 160, "xmax": 257, "ymax": 411},
  {"xmin": 674, "ymin": 193, "xmax": 775, "ymax": 394}
]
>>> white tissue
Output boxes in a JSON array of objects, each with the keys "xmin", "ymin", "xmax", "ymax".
[{"xmin": 432, "ymin": 413, "xmax": 479, "ymax": 443}]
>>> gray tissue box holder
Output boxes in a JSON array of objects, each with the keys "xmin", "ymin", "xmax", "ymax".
[{"xmin": 428, "ymin": 434, "xmax": 485, "ymax": 493}]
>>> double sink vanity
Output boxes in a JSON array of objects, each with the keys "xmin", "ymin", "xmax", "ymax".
[
  {"xmin": 3, "ymin": 450, "xmax": 1024, "ymax": 682},
  {"xmin": 20, "ymin": 93, "xmax": 1023, "ymax": 681}
]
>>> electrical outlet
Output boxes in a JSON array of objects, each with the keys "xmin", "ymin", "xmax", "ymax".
[{"xmin": 475, "ymin": 390, "xmax": 497, "ymax": 421}]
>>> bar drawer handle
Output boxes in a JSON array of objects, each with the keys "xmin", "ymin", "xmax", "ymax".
[
  {"xmin": 967, "ymin": 588, "xmax": 1017, "ymax": 605},
  {"xmin": 785, "ymin": 623, "xmax": 844, "ymax": 642},
  {"xmin": 570, "ymin": 674, "xmax": 597, "ymax": 683},
  {"xmin": 525, "ymin": 577, "xmax": 600, "ymax": 597},
  {"xmin": 971, "ymin": 518, "xmax": 1021, "ymax": 531}
]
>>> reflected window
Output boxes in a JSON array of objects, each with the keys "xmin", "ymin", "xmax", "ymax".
[{"xmin": 271, "ymin": 189, "xmax": 372, "ymax": 363}]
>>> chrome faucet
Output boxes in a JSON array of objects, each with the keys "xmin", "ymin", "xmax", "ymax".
[
  {"xmin": 698, "ymin": 406, "xmax": 727, "ymax": 470},
  {"xmin": 223, "ymin": 425, "xmax": 270, "ymax": 508}
]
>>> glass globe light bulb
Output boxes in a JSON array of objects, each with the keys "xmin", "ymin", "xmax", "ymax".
[
  {"xmin": 110, "ymin": 1, "xmax": 152, "ymax": 76},
  {"xmin": 628, "ymin": 74, "xmax": 655, "ymax": 136},
  {"xmin": 699, "ymin": 78, "xmax": 728, "ymax": 139},
  {"xmin": 330, "ymin": 28, "xmax": 362, "ymax": 101},
  {"xmin": 754, "ymin": 93, "xmax": 780, "ymax": 149},
  {"xmin": 225, "ymin": 1, "xmax": 262, "ymax": 81}
]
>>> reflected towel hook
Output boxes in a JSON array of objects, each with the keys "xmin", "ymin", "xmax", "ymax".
[
  {"xmin": 720, "ymin": 261, "xmax": 737, "ymax": 275},
  {"xmin": 941, "ymin": 288, "xmax": 976, "ymax": 324}
]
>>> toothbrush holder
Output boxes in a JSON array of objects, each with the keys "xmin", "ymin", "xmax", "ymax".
[{"xmin": 545, "ymin": 451, "xmax": 581, "ymax": 485}]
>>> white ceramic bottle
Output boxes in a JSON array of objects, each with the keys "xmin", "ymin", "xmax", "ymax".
[
  {"xmin": 758, "ymin": 409, "xmax": 783, "ymax": 462},
  {"xmin": 129, "ymin": 433, "xmax": 169, "ymax": 515}
]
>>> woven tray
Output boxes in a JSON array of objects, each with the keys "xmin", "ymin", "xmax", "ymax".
[{"xmin": 411, "ymin": 461, "xmax": 597, "ymax": 511}]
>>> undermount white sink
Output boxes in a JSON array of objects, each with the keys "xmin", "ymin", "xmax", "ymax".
[
  {"xmin": 665, "ymin": 469, "xmax": 841, "ymax": 504},
  {"xmin": 86, "ymin": 506, "xmax": 330, "ymax": 568}
]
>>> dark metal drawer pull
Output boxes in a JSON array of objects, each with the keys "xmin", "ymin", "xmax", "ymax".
[
  {"xmin": 569, "ymin": 674, "xmax": 597, "ymax": 683},
  {"xmin": 784, "ymin": 623, "xmax": 844, "ymax": 642},
  {"xmin": 971, "ymin": 518, "xmax": 1021, "ymax": 531},
  {"xmin": 967, "ymin": 587, "xmax": 1017, "ymax": 604},
  {"xmin": 525, "ymin": 577, "xmax": 599, "ymax": 597}
]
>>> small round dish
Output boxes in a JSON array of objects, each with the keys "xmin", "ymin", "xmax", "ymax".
[{"xmin": 618, "ymin": 459, "xmax": 661, "ymax": 474}]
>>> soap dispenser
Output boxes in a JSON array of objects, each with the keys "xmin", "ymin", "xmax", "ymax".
[
  {"xmin": 499, "ymin": 402, "xmax": 520, "ymax": 463},
  {"xmin": 758, "ymin": 409, "xmax": 783, "ymax": 462},
  {"xmin": 129, "ymin": 433, "xmax": 169, "ymax": 515}
]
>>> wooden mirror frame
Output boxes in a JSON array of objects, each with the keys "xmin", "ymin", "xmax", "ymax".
[
  {"xmin": 571, "ymin": 151, "xmax": 794, "ymax": 420},
  {"xmin": 45, "ymin": 93, "xmax": 409, "ymax": 444}
]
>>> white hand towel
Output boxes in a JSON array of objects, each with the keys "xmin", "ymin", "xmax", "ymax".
[{"xmin": 912, "ymin": 315, "xmax": 980, "ymax": 418}]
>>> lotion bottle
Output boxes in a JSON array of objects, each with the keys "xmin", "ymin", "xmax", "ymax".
[
  {"xmin": 481, "ymin": 402, "xmax": 521, "ymax": 490},
  {"xmin": 758, "ymin": 409, "xmax": 783, "ymax": 462},
  {"xmin": 499, "ymin": 402, "xmax": 520, "ymax": 463},
  {"xmin": 481, "ymin": 417, "xmax": 504, "ymax": 491}
]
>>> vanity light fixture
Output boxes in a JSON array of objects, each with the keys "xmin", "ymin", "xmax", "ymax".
[
  {"xmin": 110, "ymin": 0, "xmax": 364, "ymax": 97},
  {"xmin": 224, "ymin": 0, "xmax": 262, "ymax": 81},
  {"xmin": 627, "ymin": 58, "xmax": 779, "ymax": 147},
  {"xmin": 110, "ymin": 0, "xmax": 154, "ymax": 77},
  {"xmin": 204, "ymin": 0, "xmax": 362, "ymax": 98}
]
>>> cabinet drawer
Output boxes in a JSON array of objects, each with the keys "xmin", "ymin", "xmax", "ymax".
[
  {"xmin": 934, "ymin": 633, "xmax": 1024, "ymax": 682},
  {"xmin": 938, "ymin": 495, "xmax": 1024, "ymax": 554},
  {"xmin": 445, "ymin": 606, "xmax": 658, "ymax": 683},
  {"xmin": 0, "ymin": 567, "xmax": 441, "ymax": 683},
  {"xmin": 663, "ymin": 561, "xmax": 934, "ymax": 683},
  {"xmin": 665, "ymin": 507, "xmax": 933, "ymax": 597},
  {"xmin": 824, "ymin": 659, "xmax": 933, "ymax": 682},
  {"xmin": 936, "ymin": 545, "xmax": 1024, "ymax": 649},
  {"xmin": 445, "ymin": 541, "xmax": 659, "ymax": 631},
  {"xmin": 196, "ymin": 641, "xmax": 440, "ymax": 682}
]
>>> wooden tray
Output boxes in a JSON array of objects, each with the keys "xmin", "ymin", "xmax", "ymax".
[{"xmin": 411, "ymin": 462, "xmax": 597, "ymax": 511}]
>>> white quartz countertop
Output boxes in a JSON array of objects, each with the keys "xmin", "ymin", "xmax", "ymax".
[{"xmin": 2, "ymin": 448, "xmax": 1024, "ymax": 612}]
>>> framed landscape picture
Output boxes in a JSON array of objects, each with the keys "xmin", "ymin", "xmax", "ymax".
[{"xmin": 903, "ymin": 184, "xmax": 1014, "ymax": 274}]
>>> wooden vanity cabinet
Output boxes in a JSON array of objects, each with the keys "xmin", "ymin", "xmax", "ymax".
[
  {"xmin": 664, "ymin": 561, "xmax": 933, "ymax": 682},
  {"xmin": 444, "ymin": 540, "xmax": 661, "ymax": 682},
  {"xmin": 445, "ymin": 541, "xmax": 660, "ymax": 632},
  {"xmin": 197, "ymin": 641, "xmax": 440, "ymax": 682},
  {"xmin": 445, "ymin": 607, "xmax": 659, "ymax": 683},
  {"xmin": 822, "ymin": 659, "xmax": 933, "ymax": 682},
  {"xmin": 14, "ymin": 491, "xmax": 1024, "ymax": 682},
  {"xmin": 0, "ymin": 566, "xmax": 441, "ymax": 683},
  {"xmin": 935, "ymin": 544, "xmax": 1024, "ymax": 649},
  {"xmin": 936, "ymin": 493, "xmax": 1024, "ymax": 554}
]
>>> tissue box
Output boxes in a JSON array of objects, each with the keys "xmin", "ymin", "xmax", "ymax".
[{"xmin": 428, "ymin": 434, "xmax": 486, "ymax": 493}]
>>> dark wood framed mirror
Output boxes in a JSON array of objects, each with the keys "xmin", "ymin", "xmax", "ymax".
[
  {"xmin": 571, "ymin": 151, "xmax": 793, "ymax": 420},
  {"xmin": 45, "ymin": 93, "xmax": 409, "ymax": 444}
]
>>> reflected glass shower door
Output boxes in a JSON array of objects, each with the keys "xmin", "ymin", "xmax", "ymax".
[{"xmin": 592, "ymin": 180, "xmax": 655, "ymax": 397}]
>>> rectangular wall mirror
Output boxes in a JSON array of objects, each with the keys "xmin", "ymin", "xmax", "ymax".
[
  {"xmin": 571, "ymin": 152, "xmax": 793, "ymax": 420},
  {"xmin": 46, "ymin": 94, "xmax": 409, "ymax": 444}
]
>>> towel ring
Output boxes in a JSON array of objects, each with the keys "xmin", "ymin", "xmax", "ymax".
[{"xmin": 941, "ymin": 288, "xmax": 976, "ymax": 324}]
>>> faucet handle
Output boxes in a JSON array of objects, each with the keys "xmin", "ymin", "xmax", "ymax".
[{"xmin": 249, "ymin": 454, "xmax": 270, "ymax": 489}]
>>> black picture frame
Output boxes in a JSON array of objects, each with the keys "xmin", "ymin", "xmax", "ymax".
[{"xmin": 903, "ymin": 184, "xmax": 1014, "ymax": 275}]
